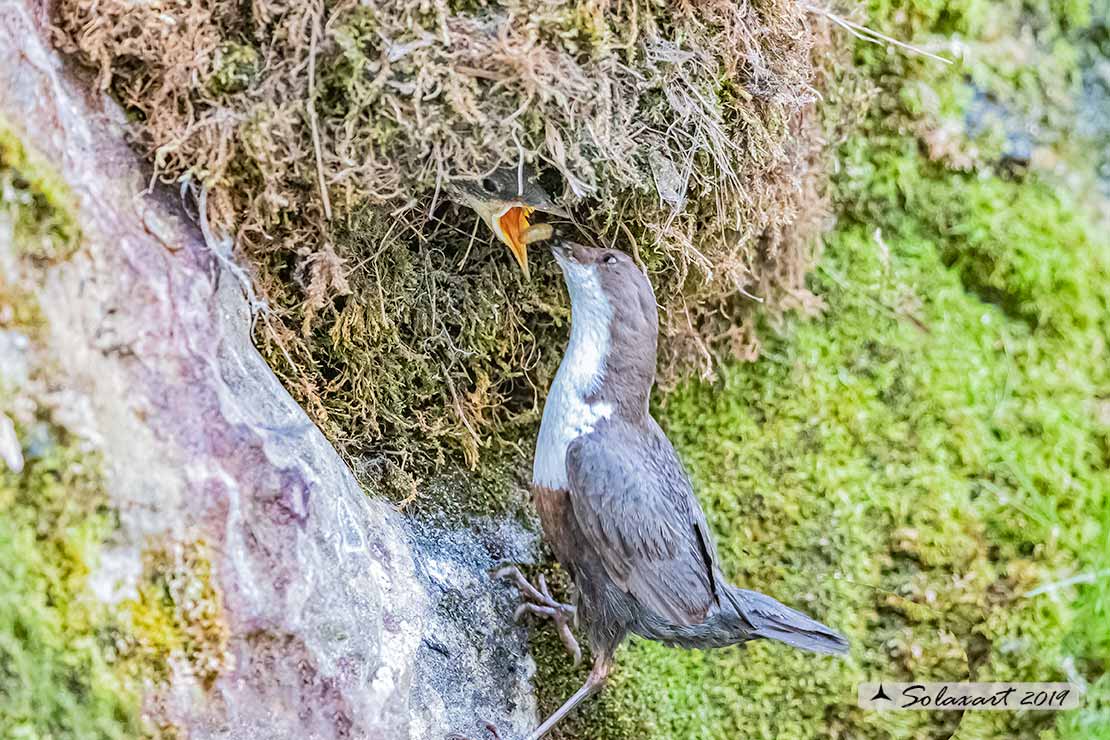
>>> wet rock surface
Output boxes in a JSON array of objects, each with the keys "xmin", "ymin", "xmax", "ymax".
[
  {"xmin": 407, "ymin": 514, "xmax": 539, "ymax": 739},
  {"xmin": 0, "ymin": 2, "xmax": 539, "ymax": 737}
]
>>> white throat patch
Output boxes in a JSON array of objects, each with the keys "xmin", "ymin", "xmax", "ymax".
[{"xmin": 533, "ymin": 263, "xmax": 614, "ymax": 489}]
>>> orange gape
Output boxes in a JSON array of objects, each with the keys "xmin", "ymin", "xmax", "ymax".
[{"xmin": 499, "ymin": 205, "xmax": 535, "ymax": 251}]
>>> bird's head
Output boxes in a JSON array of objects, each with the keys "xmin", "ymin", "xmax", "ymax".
[
  {"xmin": 446, "ymin": 167, "xmax": 567, "ymax": 279},
  {"xmin": 551, "ymin": 240, "xmax": 658, "ymax": 374}
]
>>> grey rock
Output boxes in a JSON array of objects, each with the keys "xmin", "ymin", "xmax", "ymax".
[
  {"xmin": 407, "ymin": 514, "xmax": 538, "ymax": 739},
  {"xmin": 1078, "ymin": 14, "xmax": 1110, "ymax": 193},
  {"xmin": 963, "ymin": 87, "xmax": 1037, "ymax": 165},
  {"xmin": 0, "ymin": 2, "xmax": 539, "ymax": 738}
]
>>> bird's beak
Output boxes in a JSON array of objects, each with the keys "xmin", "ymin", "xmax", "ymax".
[
  {"xmin": 549, "ymin": 240, "xmax": 572, "ymax": 262},
  {"xmin": 470, "ymin": 201, "xmax": 559, "ymax": 280},
  {"xmin": 494, "ymin": 204, "xmax": 534, "ymax": 280},
  {"xmin": 527, "ymin": 196, "xmax": 571, "ymax": 221}
]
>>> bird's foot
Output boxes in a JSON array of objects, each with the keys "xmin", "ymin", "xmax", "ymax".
[{"xmin": 495, "ymin": 566, "xmax": 581, "ymax": 666}]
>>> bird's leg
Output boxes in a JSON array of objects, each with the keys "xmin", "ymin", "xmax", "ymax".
[
  {"xmin": 494, "ymin": 566, "xmax": 580, "ymax": 665},
  {"xmin": 525, "ymin": 654, "xmax": 612, "ymax": 740}
]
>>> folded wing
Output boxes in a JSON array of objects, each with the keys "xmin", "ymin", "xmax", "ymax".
[{"xmin": 565, "ymin": 420, "xmax": 720, "ymax": 626}]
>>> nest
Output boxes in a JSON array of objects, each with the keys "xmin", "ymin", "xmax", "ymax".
[{"xmin": 54, "ymin": 0, "xmax": 832, "ymax": 467}]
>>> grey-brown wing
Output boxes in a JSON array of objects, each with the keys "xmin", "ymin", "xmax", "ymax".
[{"xmin": 565, "ymin": 420, "xmax": 720, "ymax": 626}]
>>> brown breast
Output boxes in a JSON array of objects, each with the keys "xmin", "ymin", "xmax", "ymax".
[{"xmin": 531, "ymin": 484, "xmax": 578, "ymax": 568}]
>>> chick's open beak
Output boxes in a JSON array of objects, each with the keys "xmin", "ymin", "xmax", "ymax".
[
  {"xmin": 470, "ymin": 202, "xmax": 554, "ymax": 280},
  {"xmin": 454, "ymin": 181, "xmax": 561, "ymax": 279},
  {"xmin": 495, "ymin": 205, "xmax": 534, "ymax": 279}
]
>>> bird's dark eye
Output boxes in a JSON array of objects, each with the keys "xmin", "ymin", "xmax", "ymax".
[
  {"xmin": 604, "ymin": 255, "xmax": 618, "ymax": 265},
  {"xmin": 481, "ymin": 177, "xmax": 498, "ymax": 194}
]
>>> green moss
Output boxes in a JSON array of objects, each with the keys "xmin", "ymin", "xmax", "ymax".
[
  {"xmin": 839, "ymin": 138, "xmax": 1110, "ymax": 338},
  {"xmin": 0, "ymin": 423, "xmax": 140, "ymax": 739},
  {"xmin": 0, "ymin": 120, "xmax": 81, "ymax": 262},
  {"xmin": 848, "ymin": 0, "xmax": 1091, "ymax": 173},
  {"xmin": 207, "ymin": 42, "xmax": 261, "ymax": 96},
  {"xmin": 122, "ymin": 541, "xmax": 230, "ymax": 692}
]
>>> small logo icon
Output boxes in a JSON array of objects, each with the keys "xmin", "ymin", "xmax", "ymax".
[{"xmin": 870, "ymin": 684, "xmax": 892, "ymax": 702}]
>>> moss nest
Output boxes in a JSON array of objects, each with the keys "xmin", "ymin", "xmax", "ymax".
[{"xmin": 54, "ymin": 0, "xmax": 834, "ymax": 466}]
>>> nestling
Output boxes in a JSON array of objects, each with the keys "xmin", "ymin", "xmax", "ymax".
[
  {"xmin": 498, "ymin": 241, "xmax": 849, "ymax": 739},
  {"xmin": 446, "ymin": 166, "xmax": 567, "ymax": 279}
]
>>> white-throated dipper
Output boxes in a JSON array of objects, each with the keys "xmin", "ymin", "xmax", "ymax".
[
  {"xmin": 446, "ymin": 166, "xmax": 567, "ymax": 279},
  {"xmin": 497, "ymin": 241, "xmax": 849, "ymax": 739}
]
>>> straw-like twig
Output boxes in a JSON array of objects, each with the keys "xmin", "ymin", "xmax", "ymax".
[
  {"xmin": 804, "ymin": 4, "xmax": 954, "ymax": 65},
  {"xmin": 307, "ymin": 5, "xmax": 333, "ymax": 220}
]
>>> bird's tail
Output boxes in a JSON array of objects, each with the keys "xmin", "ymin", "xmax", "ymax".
[{"xmin": 722, "ymin": 585, "xmax": 849, "ymax": 655}]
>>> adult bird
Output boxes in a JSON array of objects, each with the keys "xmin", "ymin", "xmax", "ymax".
[
  {"xmin": 498, "ymin": 241, "xmax": 849, "ymax": 739},
  {"xmin": 446, "ymin": 166, "xmax": 567, "ymax": 279}
]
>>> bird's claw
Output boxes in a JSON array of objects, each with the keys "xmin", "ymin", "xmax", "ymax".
[{"xmin": 495, "ymin": 566, "xmax": 581, "ymax": 666}]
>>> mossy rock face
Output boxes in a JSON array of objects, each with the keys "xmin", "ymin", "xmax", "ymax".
[
  {"xmin": 0, "ymin": 422, "xmax": 236, "ymax": 739},
  {"xmin": 5, "ymin": 17, "xmax": 541, "ymax": 731},
  {"xmin": 0, "ymin": 423, "xmax": 139, "ymax": 739},
  {"xmin": 0, "ymin": 125, "xmax": 232, "ymax": 738},
  {"xmin": 0, "ymin": 418, "xmax": 230, "ymax": 738}
]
